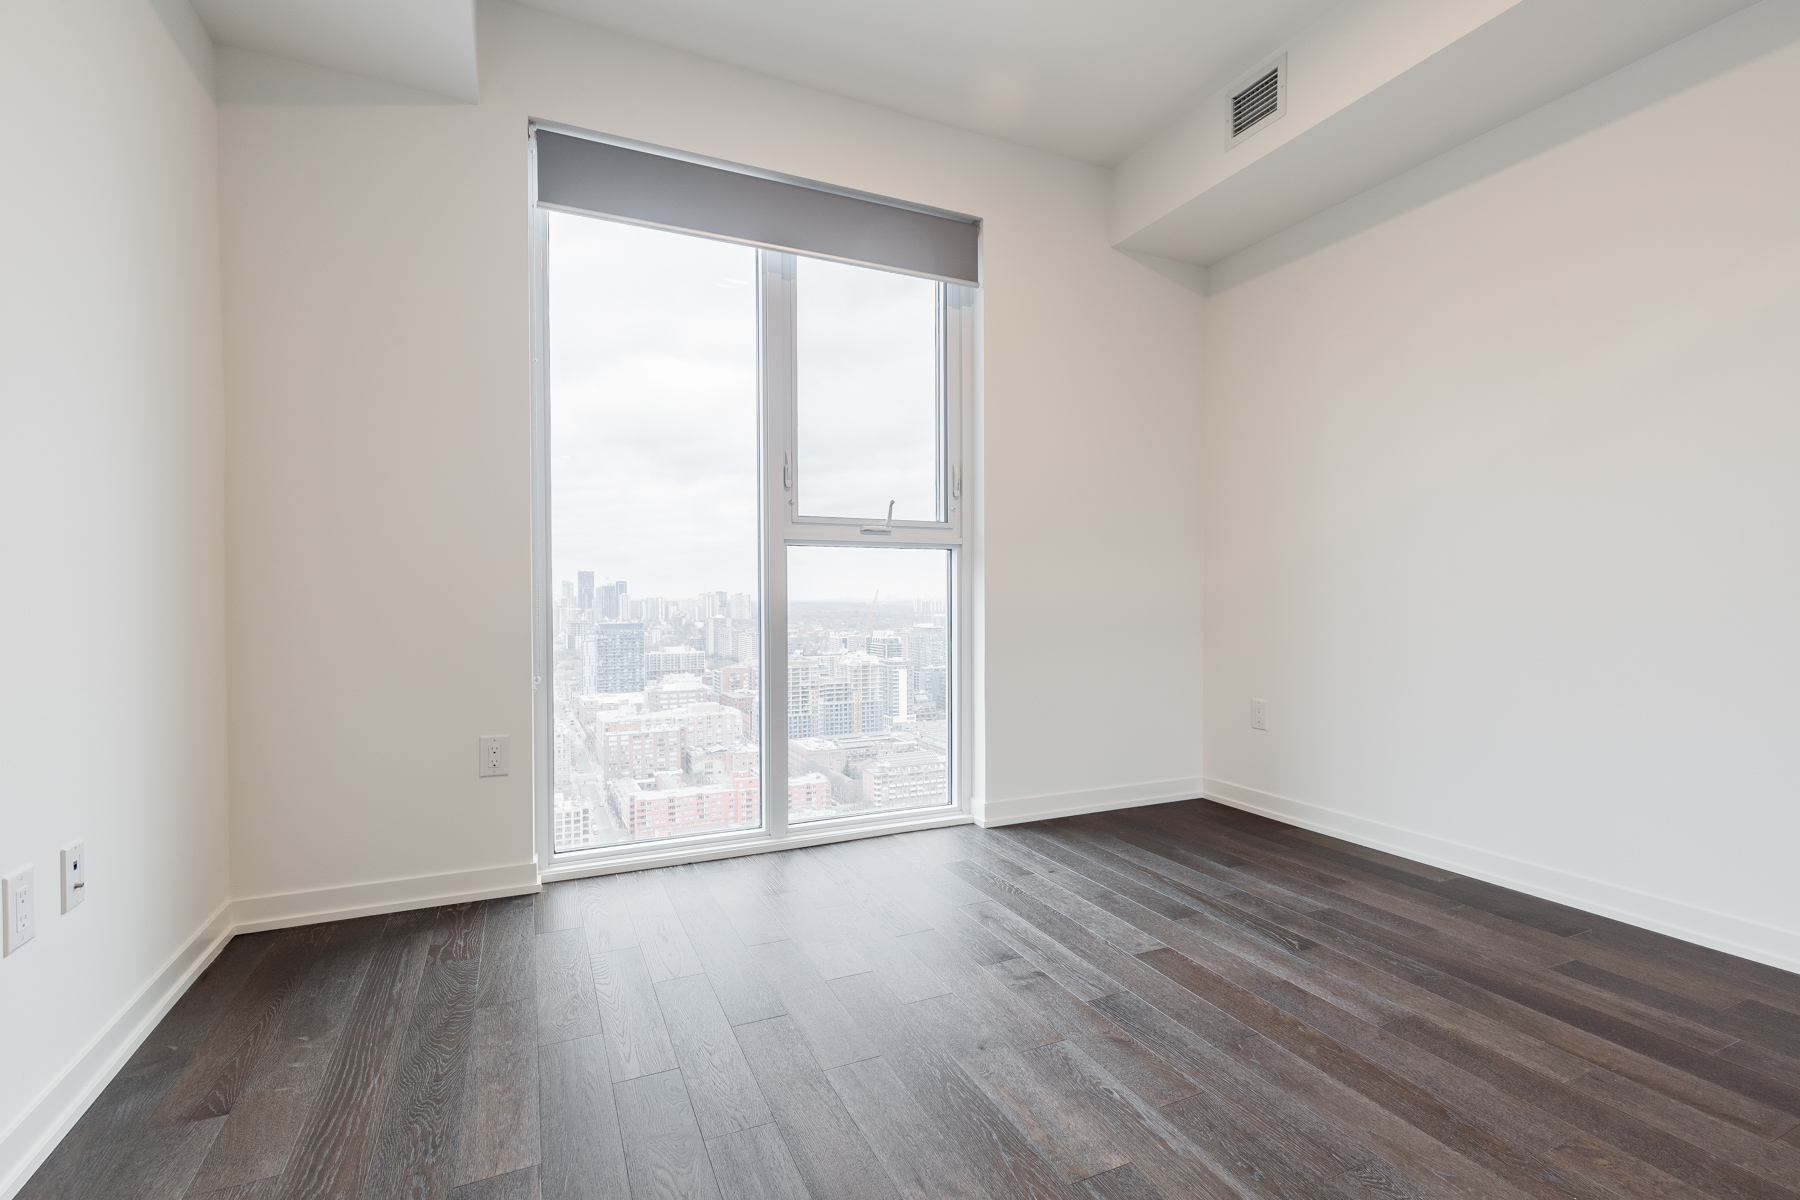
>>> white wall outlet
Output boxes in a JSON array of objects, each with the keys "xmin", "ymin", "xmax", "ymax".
[
  {"xmin": 3, "ymin": 866, "xmax": 35, "ymax": 955},
  {"xmin": 478, "ymin": 735, "xmax": 509, "ymax": 778},
  {"xmin": 62, "ymin": 842, "xmax": 86, "ymax": 913},
  {"xmin": 1252, "ymin": 699, "xmax": 1270, "ymax": 731}
]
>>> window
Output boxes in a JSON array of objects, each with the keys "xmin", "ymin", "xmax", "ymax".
[{"xmin": 532, "ymin": 126, "xmax": 976, "ymax": 865}]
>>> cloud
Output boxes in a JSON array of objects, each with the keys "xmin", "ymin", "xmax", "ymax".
[{"xmin": 548, "ymin": 212, "xmax": 948, "ymax": 604}]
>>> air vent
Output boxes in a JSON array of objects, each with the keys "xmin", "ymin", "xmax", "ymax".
[
  {"xmin": 1232, "ymin": 68, "xmax": 1280, "ymax": 137},
  {"xmin": 1227, "ymin": 56, "xmax": 1286, "ymax": 145}
]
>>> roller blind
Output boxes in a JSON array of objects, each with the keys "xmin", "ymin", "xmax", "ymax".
[{"xmin": 534, "ymin": 128, "xmax": 980, "ymax": 287}]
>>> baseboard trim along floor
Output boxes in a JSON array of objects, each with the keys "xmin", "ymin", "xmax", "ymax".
[{"xmin": 1204, "ymin": 776, "xmax": 1800, "ymax": 975}]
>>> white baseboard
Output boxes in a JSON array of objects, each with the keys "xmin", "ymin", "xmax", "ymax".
[
  {"xmin": 1203, "ymin": 777, "xmax": 1800, "ymax": 976},
  {"xmin": 231, "ymin": 862, "xmax": 541, "ymax": 933},
  {"xmin": 975, "ymin": 777, "xmax": 1205, "ymax": 829},
  {"xmin": 0, "ymin": 901, "xmax": 234, "ymax": 1200}
]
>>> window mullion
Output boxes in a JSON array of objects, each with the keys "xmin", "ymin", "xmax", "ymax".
[{"xmin": 759, "ymin": 250, "xmax": 796, "ymax": 841}]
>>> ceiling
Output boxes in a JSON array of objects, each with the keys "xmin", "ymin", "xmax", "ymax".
[
  {"xmin": 515, "ymin": 0, "xmax": 1341, "ymax": 165},
  {"xmin": 191, "ymin": 0, "xmax": 479, "ymax": 102},
  {"xmin": 192, "ymin": 0, "xmax": 1342, "ymax": 165}
]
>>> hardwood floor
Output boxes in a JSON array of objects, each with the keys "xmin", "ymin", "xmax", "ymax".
[{"xmin": 23, "ymin": 800, "xmax": 1800, "ymax": 1199}]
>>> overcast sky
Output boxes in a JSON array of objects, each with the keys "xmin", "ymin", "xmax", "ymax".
[{"xmin": 549, "ymin": 211, "xmax": 945, "ymax": 604}]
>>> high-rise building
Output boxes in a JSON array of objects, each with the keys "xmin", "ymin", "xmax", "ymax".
[
  {"xmin": 645, "ymin": 672, "xmax": 711, "ymax": 712},
  {"xmin": 907, "ymin": 623, "xmax": 947, "ymax": 671},
  {"xmin": 561, "ymin": 580, "xmax": 576, "ymax": 604},
  {"xmin": 730, "ymin": 592, "xmax": 752, "ymax": 621},
  {"xmin": 867, "ymin": 630, "xmax": 903, "ymax": 660},
  {"xmin": 578, "ymin": 571, "xmax": 595, "ymax": 611},
  {"xmin": 645, "ymin": 645, "xmax": 706, "ymax": 680},
  {"xmin": 861, "ymin": 751, "xmax": 948, "ymax": 807},
  {"xmin": 583, "ymin": 621, "xmax": 645, "ymax": 693}
]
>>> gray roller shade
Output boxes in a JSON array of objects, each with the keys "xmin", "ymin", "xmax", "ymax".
[{"xmin": 535, "ymin": 129, "xmax": 980, "ymax": 287}]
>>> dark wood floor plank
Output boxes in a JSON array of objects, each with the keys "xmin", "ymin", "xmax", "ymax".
[
  {"xmin": 701, "ymin": 870, "xmax": 791, "ymax": 948},
  {"xmin": 189, "ymin": 1175, "xmax": 286, "ymax": 1200},
  {"xmin": 1552, "ymin": 958, "xmax": 1733, "ymax": 1025},
  {"xmin": 626, "ymin": 871, "xmax": 707, "ymax": 984},
  {"xmin": 538, "ymin": 1035, "xmax": 629, "ymax": 1200},
  {"xmin": 359, "ymin": 906, "xmax": 486, "ymax": 1200},
  {"xmin": 1312, "ymin": 907, "xmax": 1800, "ymax": 1128},
  {"xmin": 1014, "ymin": 1039, "xmax": 1243, "ymax": 1200},
  {"xmin": 732, "ymin": 1016, "xmax": 899, "ymax": 1200},
  {"xmin": 477, "ymin": 896, "xmax": 540, "ymax": 1012},
  {"xmin": 1714, "ymin": 1000, "xmax": 1800, "ymax": 1056},
  {"xmin": 824, "ymin": 1055, "xmax": 987, "ymax": 1200},
  {"xmin": 957, "ymin": 1043, "xmax": 1129, "ymax": 1184},
  {"xmin": 660, "ymin": 864, "xmax": 786, "ymax": 1027},
  {"xmin": 654, "ymin": 974, "xmax": 772, "ymax": 1138},
  {"xmin": 1259, "ymin": 980, "xmax": 1725, "ymax": 1200},
  {"xmin": 593, "ymin": 945, "xmax": 679, "ymax": 1083},
  {"xmin": 703, "ymin": 1123, "xmax": 811, "ymax": 1200},
  {"xmin": 576, "ymin": 875, "xmax": 638, "ymax": 954},
  {"xmin": 272, "ymin": 909, "xmax": 438, "ymax": 1200},
  {"xmin": 86, "ymin": 1113, "xmax": 226, "ymax": 1199},
  {"xmin": 613, "ymin": 1070, "xmax": 723, "ymax": 1200},
  {"xmin": 451, "ymin": 1165, "xmax": 540, "ymax": 1200},
  {"xmin": 19, "ymin": 1074, "xmax": 170, "ymax": 1200},
  {"xmin": 812, "ymin": 839, "xmax": 936, "ymax": 937},
  {"xmin": 1159, "ymin": 1081, "xmax": 1366, "ymax": 1200},
  {"xmin": 536, "ymin": 927, "xmax": 604, "ymax": 1046},
  {"xmin": 455, "ymin": 916, "xmax": 541, "ymax": 1190},
  {"xmin": 123, "ymin": 934, "xmax": 280, "ymax": 1091},
  {"xmin": 965, "ymin": 898, "xmax": 1128, "ymax": 1002},
  {"xmin": 829, "ymin": 973, "xmax": 1070, "ymax": 1200},
  {"xmin": 1077, "ymin": 1163, "xmax": 1164, "ymax": 1200},
  {"xmin": 1564, "ymin": 921, "xmax": 1800, "ymax": 1011},
  {"xmin": 159, "ymin": 925, "xmax": 334, "ymax": 1123},
  {"xmin": 535, "ymin": 884, "xmax": 583, "ymax": 935},
  {"xmin": 744, "ymin": 938, "xmax": 878, "ymax": 1072},
  {"xmin": 188, "ymin": 918, "xmax": 389, "ymax": 1195},
  {"xmin": 1137, "ymin": 945, "xmax": 1632, "ymax": 1200}
]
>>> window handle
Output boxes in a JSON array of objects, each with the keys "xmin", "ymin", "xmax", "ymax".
[
  {"xmin": 862, "ymin": 501, "xmax": 895, "ymax": 535},
  {"xmin": 782, "ymin": 453, "xmax": 791, "ymax": 491},
  {"xmin": 951, "ymin": 467, "xmax": 961, "ymax": 501}
]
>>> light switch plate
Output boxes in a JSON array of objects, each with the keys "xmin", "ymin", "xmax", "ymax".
[
  {"xmin": 3, "ymin": 866, "xmax": 35, "ymax": 956},
  {"xmin": 62, "ymin": 842, "xmax": 86, "ymax": 913}
]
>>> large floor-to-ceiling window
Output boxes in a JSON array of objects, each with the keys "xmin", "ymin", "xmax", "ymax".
[{"xmin": 532, "ymin": 127, "xmax": 976, "ymax": 866}]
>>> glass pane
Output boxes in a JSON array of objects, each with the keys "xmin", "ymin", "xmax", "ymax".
[
  {"xmin": 548, "ymin": 212, "xmax": 762, "ymax": 852},
  {"xmin": 787, "ymin": 546, "xmax": 951, "ymax": 823},
  {"xmin": 796, "ymin": 256, "xmax": 940, "ymax": 522}
]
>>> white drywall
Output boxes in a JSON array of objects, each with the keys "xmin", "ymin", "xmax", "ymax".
[
  {"xmin": 218, "ymin": 0, "xmax": 1206, "ymax": 902},
  {"xmin": 0, "ymin": 0, "xmax": 230, "ymax": 1193},
  {"xmin": 1202, "ymin": 1, "xmax": 1800, "ymax": 969}
]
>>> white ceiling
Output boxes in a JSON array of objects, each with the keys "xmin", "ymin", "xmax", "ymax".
[
  {"xmin": 191, "ymin": 0, "xmax": 479, "ymax": 102},
  {"xmin": 518, "ymin": 0, "xmax": 1342, "ymax": 165}
]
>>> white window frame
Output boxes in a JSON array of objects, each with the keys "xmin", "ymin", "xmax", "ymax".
[{"xmin": 530, "ymin": 195, "xmax": 977, "ymax": 880}]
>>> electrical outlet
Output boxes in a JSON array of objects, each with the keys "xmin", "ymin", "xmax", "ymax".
[
  {"xmin": 3, "ymin": 866, "xmax": 35, "ymax": 956},
  {"xmin": 478, "ymin": 735, "xmax": 509, "ymax": 778},
  {"xmin": 62, "ymin": 842, "xmax": 86, "ymax": 913},
  {"xmin": 1252, "ymin": 699, "xmax": 1270, "ymax": 731}
]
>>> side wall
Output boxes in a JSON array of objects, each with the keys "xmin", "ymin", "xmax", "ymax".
[
  {"xmin": 1202, "ymin": 1, "xmax": 1800, "ymax": 970},
  {"xmin": 218, "ymin": 0, "xmax": 1206, "ymax": 908},
  {"xmin": 0, "ymin": 1, "xmax": 230, "ymax": 1193}
]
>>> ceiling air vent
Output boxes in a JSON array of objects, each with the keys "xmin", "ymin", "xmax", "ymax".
[{"xmin": 1228, "ymin": 55, "xmax": 1286, "ymax": 146}]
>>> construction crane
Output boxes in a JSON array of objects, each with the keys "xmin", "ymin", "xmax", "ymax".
[{"xmin": 864, "ymin": 590, "xmax": 880, "ymax": 641}]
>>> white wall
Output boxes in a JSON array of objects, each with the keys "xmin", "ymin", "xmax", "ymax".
[
  {"xmin": 0, "ymin": 0, "xmax": 230, "ymax": 1193},
  {"xmin": 217, "ymin": 0, "xmax": 1206, "ymax": 910},
  {"xmin": 1202, "ymin": 1, "xmax": 1800, "ymax": 970}
]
